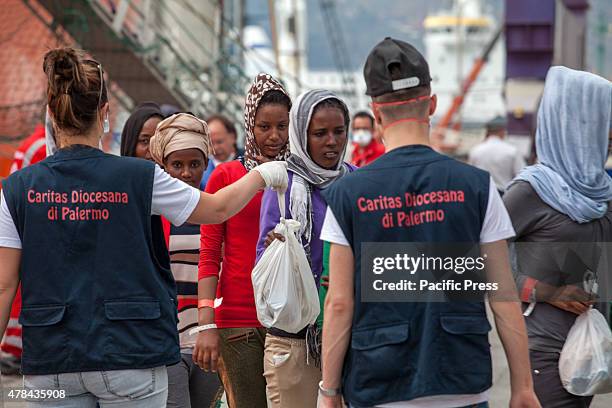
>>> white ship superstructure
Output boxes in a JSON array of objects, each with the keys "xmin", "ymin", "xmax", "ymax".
[{"xmin": 424, "ymin": 0, "xmax": 506, "ymax": 126}]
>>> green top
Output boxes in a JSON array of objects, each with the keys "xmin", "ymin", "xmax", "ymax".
[{"xmin": 317, "ymin": 241, "xmax": 331, "ymax": 328}]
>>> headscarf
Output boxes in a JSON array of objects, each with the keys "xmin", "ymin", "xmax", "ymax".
[
  {"xmin": 120, "ymin": 101, "xmax": 164, "ymax": 157},
  {"xmin": 286, "ymin": 90, "xmax": 351, "ymax": 248},
  {"xmin": 149, "ymin": 113, "xmax": 212, "ymax": 165},
  {"xmin": 286, "ymin": 90, "xmax": 350, "ymax": 187},
  {"xmin": 512, "ymin": 66, "xmax": 612, "ymax": 223},
  {"xmin": 243, "ymin": 73, "xmax": 291, "ymax": 171}
]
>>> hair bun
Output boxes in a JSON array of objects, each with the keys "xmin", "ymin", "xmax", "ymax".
[
  {"xmin": 43, "ymin": 47, "xmax": 108, "ymax": 134},
  {"xmin": 43, "ymin": 48, "xmax": 87, "ymax": 94},
  {"xmin": 53, "ymin": 49, "xmax": 78, "ymax": 80}
]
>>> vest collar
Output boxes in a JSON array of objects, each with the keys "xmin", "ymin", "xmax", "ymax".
[
  {"xmin": 387, "ymin": 144, "xmax": 433, "ymax": 153},
  {"xmin": 48, "ymin": 145, "xmax": 105, "ymax": 162}
]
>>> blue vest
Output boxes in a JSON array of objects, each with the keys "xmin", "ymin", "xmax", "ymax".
[
  {"xmin": 2, "ymin": 145, "xmax": 179, "ymax": 375},
  {"xmin": 323, "ymin": 145, "xmax": 492, "ymax": 407}
]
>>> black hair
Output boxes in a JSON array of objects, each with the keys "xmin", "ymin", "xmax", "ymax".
[
  {"xmin": 352, "ymin": 111, "xmax": 375, "ymax": 128},
  {"xmin": 312, "ymin": 98, "xmax": 350, "ymax": 130},
  {"xmin": 258, "ymin": 90, "xmax": 292, "ymax": 111},
  {"xmin": 120, "ymin": 102, "xmax": 164, "ymax": 157}
]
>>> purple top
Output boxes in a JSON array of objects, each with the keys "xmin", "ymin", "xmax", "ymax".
[{"xmin": 256, "ymin": 164, "xmax": 355, "ymax": 286}]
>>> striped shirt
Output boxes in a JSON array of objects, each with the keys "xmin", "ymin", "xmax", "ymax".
[{"xmin": 169, "ymin": 223, "xmax": 200, "ymax": 349}]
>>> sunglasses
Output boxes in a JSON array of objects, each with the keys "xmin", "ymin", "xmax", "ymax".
[{"xmin": 83, "ymin": 59, "xmax": 104, "ymax": 108}]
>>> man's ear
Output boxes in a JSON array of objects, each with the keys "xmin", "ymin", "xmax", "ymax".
[
  {"xmin": 429, "ymin": 94, "xmax": 437, "ymax": 116},
  {"xmin": 370, "ymin": 101, "xmax": 383, "ymax": 126}
]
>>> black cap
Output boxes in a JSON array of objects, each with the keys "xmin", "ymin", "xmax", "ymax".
[
  {"xmin": 364, "ymin": 37, "xmax": 432, "ymax": 97},
  {"xmin": 486, "ymin": 115, "xmax": 507, "ymax": 131}
]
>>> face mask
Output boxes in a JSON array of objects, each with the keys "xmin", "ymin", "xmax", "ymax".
[{"xmin": 352, "ymin": 130, "xmax": 373, "ymax": 147}]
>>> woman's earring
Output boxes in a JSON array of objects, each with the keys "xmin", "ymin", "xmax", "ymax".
[{"xmin": 103, "ymin": 112, "xmax": 110, "ymax": 133}]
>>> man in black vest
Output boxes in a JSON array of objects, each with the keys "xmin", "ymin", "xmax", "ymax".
[{"xmin": 317, "ymin": 38, "xmax": 541, "ymax": 408}]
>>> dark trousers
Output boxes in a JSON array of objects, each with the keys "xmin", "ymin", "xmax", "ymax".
[
  {"xmin": 349, "ymin": 402, "xmax": 488, "ymax": 408},
  {"xmin": 166, "ymin": 353, "xmax": 223, "ymax": 408},
  {"xmin": 530, "ymin": 350, "xmax": 593, "ymax": 408},
  {"xmin": 218, "ymin": 327, "xmax": 268, "ymax": 408}
]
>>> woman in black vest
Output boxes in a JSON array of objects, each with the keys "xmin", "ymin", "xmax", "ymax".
[{"xmin": 0, "ymin": 47, "xmax": 287, "ymax": 407}]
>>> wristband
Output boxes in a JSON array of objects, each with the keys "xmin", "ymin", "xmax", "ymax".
[
  {"xmin": 318, "ymin": 381, "xmax": 341, "ymax": 397},
  {"xmin": 523, "ymin": 288, "xmax": 536, "ymax": 317},
  {"xmin": 521, "ymin": 277, "xmax": 538, "ymax": 303},
  {"xmin": 188, "ymin": 324, "xmax": 217, "ymax": 335},
  {"xmin": 198, "ymin": 299, "xmax": 215, "ymax": 309},
  {"xmin": 522, "ymin": 277, "xmax": 538, "ymax": 317}
]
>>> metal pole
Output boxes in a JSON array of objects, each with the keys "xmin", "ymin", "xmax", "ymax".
[
  {"xmin": 267, "ymin": 0, "xmax": 283, "ymax": 77},
  {"xmin": 141, "ymin": 0, "xmax": 153, "ymax": 48},
  {"xmin": 456, "ymin": 0, "xmax": 464, "ymax": 129},
  {"xmin": 293, "ymin": 0, "xmax": 302, "ymax": 94},
  {"xmin": 596, "ymin": 12, "xmax": 606, "ymax": 75}
]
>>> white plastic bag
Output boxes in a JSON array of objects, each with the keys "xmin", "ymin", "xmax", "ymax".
[
  {"xmin": 251, "ymin": 192, "xmax": 320, "ymax": 333},
  {"xmin": 559, "ymin": 308, "xmax": 612, "ymax": 396}
]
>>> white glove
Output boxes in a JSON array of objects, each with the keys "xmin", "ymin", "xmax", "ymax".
[{"xmin": 252, "ymin": 161, "xmax": 288, "ymax": 193}]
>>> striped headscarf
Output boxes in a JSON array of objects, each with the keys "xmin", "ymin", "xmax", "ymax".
[{"xmin": 243, "ymin": 73, "xmax": 291, "ymax": 171}]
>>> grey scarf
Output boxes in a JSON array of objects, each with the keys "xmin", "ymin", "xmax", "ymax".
[{"xmin": 286, "ymin": 90, "xmax": 350, "ymax": 248}]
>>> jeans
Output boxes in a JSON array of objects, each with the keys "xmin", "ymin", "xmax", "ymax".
[
  {"xmin": 23, "ymin": 366, "xmax": 168, "ymax": 407},
  {"xmin": 217, "ymin": 327, "xmax": 267, "ymax": 408},
  {"xmin": 166, "ymin": 352, "xmax": 223, "ymax": 408},
  {"xmin": 347, "ymin": 401, "xmax": 489, "ymax": 408}
]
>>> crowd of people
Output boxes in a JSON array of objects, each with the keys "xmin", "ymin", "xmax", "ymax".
[{"xmin": 0, "ymin": 34, "xmax": 610, "ymax": 408}]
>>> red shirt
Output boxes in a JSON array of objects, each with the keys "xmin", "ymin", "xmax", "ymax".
[
  {"xmin": 1, "ymin": 125, "xmax": 46, "ymax": 358},
  {"xmin": 351, "ymin": 140, "xmax": 385, "ymax": 167},
  {"xmin": 10, "ymin": 125, "xmax": 46, "ymax": 174},
  {"xmin": 199, "ymin": 161, "xmax": 262, "ymax": 328}
]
